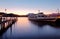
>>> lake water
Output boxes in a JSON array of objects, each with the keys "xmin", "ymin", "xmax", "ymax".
[{"xmin": 1, "ymin": 17, "xmax": 60, "ymax": 39}]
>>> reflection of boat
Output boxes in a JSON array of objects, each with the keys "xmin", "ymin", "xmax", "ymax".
[{"xmin": 28, "ymin": 12, "xmax": 57, "ymax": 22}]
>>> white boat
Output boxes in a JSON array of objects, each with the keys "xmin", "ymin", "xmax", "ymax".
[{"xmin": 28, "ymin": 12, "xmax": 57, "ymax": 22}]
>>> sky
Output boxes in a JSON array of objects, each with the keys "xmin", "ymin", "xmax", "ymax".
[{"xmin": 0, "ymin": 0, "xmax": 60, "ymax": 15}]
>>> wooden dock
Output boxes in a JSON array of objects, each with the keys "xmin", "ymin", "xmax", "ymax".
[{"xmin": 0, "ymin": 17, "xmax": 18, "ymax": 36}]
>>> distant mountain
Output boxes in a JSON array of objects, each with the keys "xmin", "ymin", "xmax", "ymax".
[
  {"xmin": 0, "ymin": 12, "xmax": 6, "ymax": 15},
  {"xmin": 3, "ymin": 13, "xmax": 21, "ymax": 17},
  {"xmin": 0, "ymin": 12, "xmax": 28, "ymax": 17},
  {"xmin": 0, "ymin": 12, "xmax": 20, "ymax": 17}
]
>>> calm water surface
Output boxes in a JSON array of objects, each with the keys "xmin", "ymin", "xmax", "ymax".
[{"xmin": 2, "ymin": 17, "xmax": 60, "ymax": 38}]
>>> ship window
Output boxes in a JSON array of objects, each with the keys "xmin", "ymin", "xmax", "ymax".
[{"xmin": 42, "ymin": 16, "xmax": 44, "ymax": 17}]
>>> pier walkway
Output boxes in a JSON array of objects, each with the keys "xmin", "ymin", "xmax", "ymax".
[{"xmin": 0, "ymin": 16, "xmax": 17, "ymax": 36}]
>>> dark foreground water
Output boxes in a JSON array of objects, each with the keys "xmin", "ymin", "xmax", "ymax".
[{"xmin": 1, "ymin": 17, "xmax": 60, "ymax": 39}]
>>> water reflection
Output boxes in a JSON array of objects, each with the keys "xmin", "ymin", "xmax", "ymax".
[
  {"xmin": 0, "ymin": 19, "xmax": 17, "ymax": 39},
  {"xmin": 29, "ymin": 19, "xmax": 60, "ymax": 28},
  {"xmin": 1, "ymin": 17, "xmax": 60, "ymax": 39}
]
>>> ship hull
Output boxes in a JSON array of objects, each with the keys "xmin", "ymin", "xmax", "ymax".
[{"xmin": 28, "ymin": 18, "xmax": 56, "ymax": 23}]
